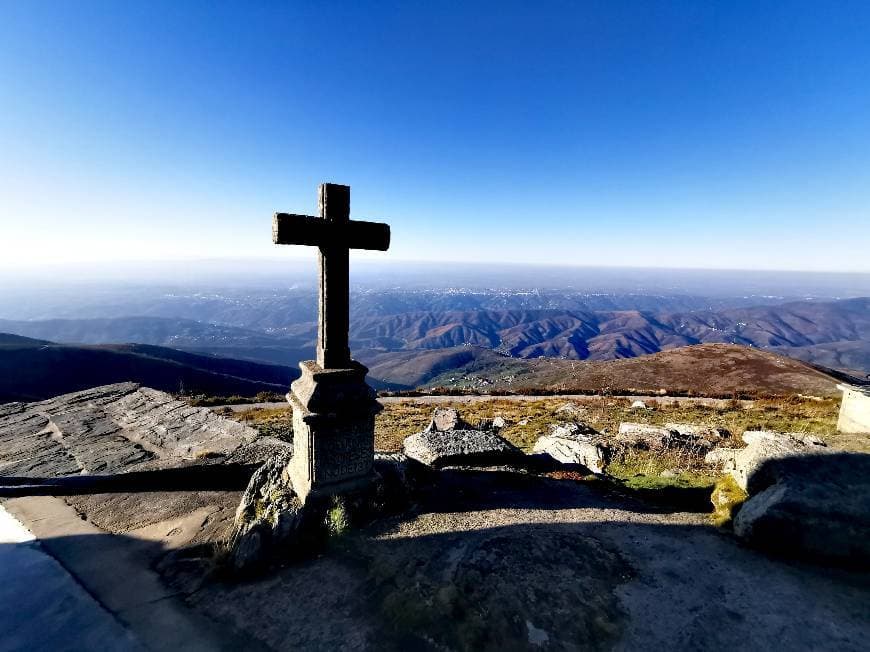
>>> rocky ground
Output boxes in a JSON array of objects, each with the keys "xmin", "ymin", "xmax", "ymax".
[
  {"xmin": 1, "ymin": 384, "xmax": 868, "ymax": 651},
  {"xmin": 170, "ymin": 470, "xmax": 869, "ymax": 651}
]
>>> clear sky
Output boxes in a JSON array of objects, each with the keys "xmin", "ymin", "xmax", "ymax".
[{"xmin": 1, "ymin": 1, "xmax": 869, "ymax": 272}]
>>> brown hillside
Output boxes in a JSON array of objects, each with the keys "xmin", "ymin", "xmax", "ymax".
[
  {"xmin": 420, "ymin": 344, "xmax": 850, "ymax": 397},
  {"xmin": 522, "ymin": 344, "xmax": 845, "ymax": 397}
]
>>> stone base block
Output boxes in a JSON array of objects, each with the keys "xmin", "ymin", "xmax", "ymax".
[{"xmin": 287, "ymin": 360, "xmax": 381, "ymax": 502}]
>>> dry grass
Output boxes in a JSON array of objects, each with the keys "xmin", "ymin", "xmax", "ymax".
[
  {"xmin": 234, "ymin": 406, "xmax": 294, "ymax": 442},
  {"xmin": 231, "ymin": 395, "xmax": 842, "ymax": 452},
  {"xmin": 229, "ymin": 395, "xmax": 856, "ymax": 490},
  {"xmin": 374, "ymin": 395, "xmax": 841, "ymax": 453}
]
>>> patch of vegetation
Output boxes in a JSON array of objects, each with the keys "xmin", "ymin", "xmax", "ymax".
[
  {"xmin": 233, "ymin": 406, "xmax": 294, "ymax": 442},
  {"xmin": 184, "ymin": 391, "xmax": 285, "ymax": 407},
  {"xmin": 326, "ymin": 496, "xmax": 349, "ymax": 537},
  {"xmin": 606, "ymin": 457, "xmax": 714, "ymax": 491},
  {"xmin": 710, "ymin": 474, "xmax": 748, "ymax": 527}
]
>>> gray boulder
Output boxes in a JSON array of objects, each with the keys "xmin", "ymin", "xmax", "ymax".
[
  {"xmin": 425, "ymin": 407, "xmax": 471, "ymax": 433},
  {"xmin": 617, "ymin": 422, "xmax": 714, "ymax": 454},
  {"xmin": 732, "ymin": 452, "xmax": 870, "ymax": 566},
  {"xmin": 533, "ymin": 422, "xmax": 609, "ymax": 473},
  {"xmin": 227, "ymin": 450, "xmax": 306, "ymax": 573},
  {"xmin": 709, "ymin": 430, "xmax": 830, "ymax": 492},
  {"xmin": 665, "ymin": 422, "xmax": 730, "ymax": 442},
  {"xmin": 475, "ymin": 416, "xmax": 507, "ymax": 432},
  {"xmin": 704, "ymin": 447, "xmax": 741, "ymax": 466},
  {"xmin": 554, "ymin": 402, "xmax": 585, "ymax": 417},
  {"xmin": 372, "ymin": 452, "xmax": 418, "ymax": 511},
  {"xmin": 403, "ymin": 428, "xmax": 522, "ymax": 468},
  {"xmin": 615, "ymin": 423, "xmax": 673, "ymax": 450}
]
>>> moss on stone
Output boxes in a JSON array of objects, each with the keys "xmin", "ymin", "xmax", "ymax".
[{"xmin": 710, "ymin": 474, "xmax": 748, "ymax": 528}]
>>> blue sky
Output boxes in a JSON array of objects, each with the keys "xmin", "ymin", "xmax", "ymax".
[{"xmin": 1, "ymin": 1, "xmax": 869, "ymax": 271}]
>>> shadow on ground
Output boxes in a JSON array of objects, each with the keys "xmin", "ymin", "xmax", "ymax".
[{"xmin": 3, "ymin": 454, "xmax": 869, "ymax": 651}]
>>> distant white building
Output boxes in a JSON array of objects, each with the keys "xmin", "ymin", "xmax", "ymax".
[{"xmin": 836, "ymin": 384, "xmax": 870, "ymax": 434}]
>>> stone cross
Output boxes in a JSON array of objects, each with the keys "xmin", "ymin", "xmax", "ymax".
[
  {"xmin": 271, "ymin": 183, "xmax": 390, "ymax": 502},
  {"xmin": 272, "ymin": 183, "xmax": 390, "ymax": 369}
]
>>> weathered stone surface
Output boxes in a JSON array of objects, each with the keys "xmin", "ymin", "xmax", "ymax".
[
  {"xmin": 0, "ymin": 383, "xmax": 257, "ymax": 478},
  {"xmin": 272, "ymin": 183, "xmax": 390, "ymax": 370},
  {"xmin": 732, "ymin": 452, "xmax": 870, "ymax": 565},
  {"xmin": 403, "ymin": 428, "xmax": 522, "ymax": 468},
  {"xmin": 837, "ymin": 384, "xmax": 870, "ymax": 434},
  {"xmin": 704, "ymin": 447, "xmax": 741, "ymax": 466},
  {"xmin": 665, "ymin": 422, "xmax": 730, "ymax": 442},
  {"xmin": 554, "ymin": 402, "xmax": 585, "ymax": 417},
  {"xmin": 533, "ymin": 422, "xmax": 609, "ymax": 473},
  {"xmin": 424, "ymin": 407, "xmax": 469, "ymax": 433},
  {"xmin": 287, "ymin": 361, "xmax": 380, "ymax": 501},
  {"xmin": 228, "ymin": 449, "xmax": 305, "ymax": 573},
  {"xmin": 617, "ymin": 422, "xmax": 714, "ymax": 454},
  {"xmin": 616, "ymin": 423, "xmax": 673, "ymax": 450},
  {"xmin": 228, "ymin": 450, "xmax": 422, "ymax": 572},
  {"xmin": 710, "ymin": 430, "xmax": 830, "ymax": 492},
  {"xmin": 473, "ymin": 415, "xmax": 507, "ymax": 432},
  {"xmin": 371, "ymin": 452, "xmax": 419, "ymax": 513}
]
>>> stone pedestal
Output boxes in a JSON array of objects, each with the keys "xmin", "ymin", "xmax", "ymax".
[
  {"xmin": 837, "ymin": 384, "xmax": 870, "ymax": 434},
  {"xmin": 287, "ymin": 360, "xmax": 381, "ymax": 502}
]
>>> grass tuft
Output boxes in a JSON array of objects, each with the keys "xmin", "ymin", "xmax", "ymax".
[{"xmin": 710, "ymin": 474, "xmax": 748, "ymax": 527}]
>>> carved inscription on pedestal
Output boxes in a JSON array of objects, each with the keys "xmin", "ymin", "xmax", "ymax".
[{"xmin": 315, "ymin": 420, "xmax": 374, "ymax": 482}]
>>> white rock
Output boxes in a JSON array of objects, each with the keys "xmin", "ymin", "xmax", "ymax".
[{"xmin": 533, "ymin": 422, "xmax": 608, "ymax": 473}]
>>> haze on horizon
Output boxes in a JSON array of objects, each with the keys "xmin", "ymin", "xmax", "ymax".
[{"xmin": 2, "ymin": 2, "xmax": 869, "ymax": 272}]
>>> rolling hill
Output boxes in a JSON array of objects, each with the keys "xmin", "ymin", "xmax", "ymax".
[
  {"xmin": 0, "ymin": 334, "xmax": 299, "ymax": 402},
  {"xmin": 411, "ymin": 343, "xmax": 853, "ymax": 398}
]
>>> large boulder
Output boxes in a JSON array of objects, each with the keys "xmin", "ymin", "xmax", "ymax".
[
  {"xmin": 616, "ymin": 423, "xmax": 673, "ymax": 450},
  {"xmin": 0, "ymin": 383, "xmax": 259, "ymax": 478},
  {"xmin": 665, "ymin": 422, "xmax": 730, "ymax": 443},
  {"xmin": 371, "ymin": 452, "xmax": 419, "ymax": 512},
  {"xmin": 616, "ymin": 422, "xmax": 715, "ymax": 455},
  {"xmin": 425, "ymin": 408, "xmax": 471, "ymax": 433},
  {"xmin": 707, "ymin": 430, "xmax": 830, "ymax": 492},
  {"xmin": 473, "ymin": 416, "xmax": 507, "ymax": 433},
  {"xmin": 403, "ymin": 428, "xmax": 522, "ymax": 468},
  {"xmin": 533, "ymin": 422, "xmax": 609, "ymax": 473},
  {"xmin": 227, "ymin": 449, "xmax": 306, "ymax": 573},
  {"xmin": 732, "ymin": 452, "xmax": 870, "ymax": 566}
]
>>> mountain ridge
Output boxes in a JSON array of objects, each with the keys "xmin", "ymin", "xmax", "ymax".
[
  {"xmin": 1, "ymin": 298, "xmax": 868, "ymax": 387},
  {"xmin": 0, "ymin": 334, "xmax": 300, "ymax": 402}
]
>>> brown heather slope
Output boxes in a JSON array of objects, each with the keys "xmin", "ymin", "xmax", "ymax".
[{"xmin": 422, "ymin": 343, "xmax": 851, "ymax": 397}]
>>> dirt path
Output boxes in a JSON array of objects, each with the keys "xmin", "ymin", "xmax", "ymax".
[{"xmin": 217, "ymin": 393, "xmax": 753, "ymax": 412}]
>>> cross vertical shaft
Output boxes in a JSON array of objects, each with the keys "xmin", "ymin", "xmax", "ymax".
[{"xmin": 317, "ymin": 183, "xmax": 351, "ymax": 369}]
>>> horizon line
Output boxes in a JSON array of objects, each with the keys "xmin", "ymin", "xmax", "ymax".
[{"xmin": 2, "ymin": 256, "xmax": 870, "ymax": 277}]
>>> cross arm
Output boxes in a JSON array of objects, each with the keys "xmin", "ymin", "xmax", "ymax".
[{"xmin": 272, "ymin": 213, "xmax": 391, "ymax": 251}]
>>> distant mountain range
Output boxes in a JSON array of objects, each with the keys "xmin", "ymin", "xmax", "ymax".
[
  {"xmin": 0, "ymin": 334, "xmax": 299, "ymax": 402},
  {"xmin": 2, "ymin": 297, "xmax": 867, "ymax": 381}
]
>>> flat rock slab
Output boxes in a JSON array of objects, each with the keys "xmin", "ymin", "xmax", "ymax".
[
  {"xmin": 533, "ymin": 422, "xmax": 608, "ymax": 473},
  {"xmin": 404, "ymin": 428, "xmax": 522, "ymax": 468},
  {"xmin": 0, "ymin": 383, "xmax": 258, "ymax": 478}
]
